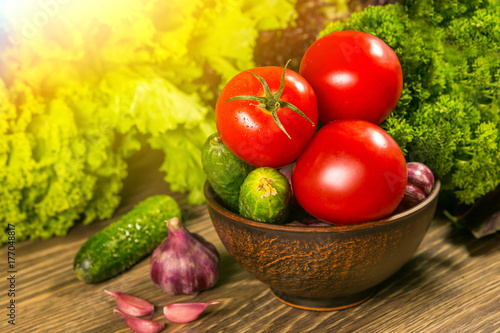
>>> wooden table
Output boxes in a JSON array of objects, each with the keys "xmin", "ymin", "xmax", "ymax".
[{"xmin": 2, "ymin": 152, "xmax": 499, "ymax": 333}]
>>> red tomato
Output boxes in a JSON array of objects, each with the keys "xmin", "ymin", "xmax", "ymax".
[
  {"xmin": 299, "ymin": 30, "xmax": 403, "ymax": 125},
  {"xmin": 292, "ymin": 120, "xmax": 407, "ymax": 225},
  {"xmin": 215, "ymin": 65, "xmax": 318, "ymax": 168}
]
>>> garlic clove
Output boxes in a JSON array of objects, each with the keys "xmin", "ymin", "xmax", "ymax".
[
  {"xmin": 407, "ymin": 162, "xmax": 435, "ymax": 195},
  {"xmin": 402, "ymin": 183, "xmax": 427, "ymax": 207},
  {"xmin": 301, "ymin": 217, "xmax": 332, "ymax": 226},
  {"xmin": 163, "ymin": 302, "xmax": 219, "ymax": 324},
  {"xmin": 105, "ymin": 290, "xmax": 154, "ymax": 319},
  {"xmin": 114, "ymin": 309, "xmax": 164, "ymax": 333}
]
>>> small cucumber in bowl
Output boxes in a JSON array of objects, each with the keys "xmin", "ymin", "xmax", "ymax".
[
  {"xmin": 74, "ymin": 195, "xmax": 182, "ymax": 283},
  {"xmin": 202, "ymin": 133, "xmax": 254, "ymax": 212},
  {"xmin": 239, "ymin": 167, "xmax": 291, "ymax": 224}
]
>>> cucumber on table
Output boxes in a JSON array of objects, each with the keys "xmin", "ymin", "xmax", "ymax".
[
  {"xmin": 202, "ymin": 133, "xmax": 254, "ymax": 212},
  {"xmin": 74, "ymin": 195, "xmax": 181, "ymax": 283},
  {"xmin": 239, "ymin": 167, "xmax": 291, "ymax": 224}
]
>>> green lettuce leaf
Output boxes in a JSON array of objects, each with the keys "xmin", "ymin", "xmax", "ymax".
[{"xmin": 0, "ymin": 0, "xmax": 297, "ymax": 245}]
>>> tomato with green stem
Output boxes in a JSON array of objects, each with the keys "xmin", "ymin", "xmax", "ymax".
[{"xmin": 215, "ymin": 62, "xmax": 318, "ymax": 168}]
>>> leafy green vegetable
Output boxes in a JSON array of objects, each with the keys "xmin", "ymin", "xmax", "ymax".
[
  {"xmin": 0, "ymin": 0, "xmax": 297, "ymax": 245},
  {"xmin": 321, "ymin": 0, "xmax": 500, "ymax": 205}
]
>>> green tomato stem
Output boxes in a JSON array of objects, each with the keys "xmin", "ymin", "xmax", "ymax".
[{"xmin": 225, "ymin": 60, "xmax": 315, "ymax": 139}]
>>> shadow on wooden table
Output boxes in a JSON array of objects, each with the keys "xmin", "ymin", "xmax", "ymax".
[
  {"xmin": 443, "ymin": 224, "xmax": 500, "ymax": 258},
  {"xmin": 370, "ymin": 216, "xmax": 499, "ymax": 319}
]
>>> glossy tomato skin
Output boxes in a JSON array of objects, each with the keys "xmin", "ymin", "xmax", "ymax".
[
  {"xmin": 215, "ymin": 67, "xmax": 318, "ymax": 168},
  {"xmin": 292, "ymin": 120, "xmax": 407, "ymax": 225},
  {"xmin": 299, "ymin": 30, "xmax": 403, "ymax": 125}
]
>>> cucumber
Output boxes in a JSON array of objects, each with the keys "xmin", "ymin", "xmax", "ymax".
[
  {"xmin": 239, "ymin": 167, "xmax": 291, "ymax": 224},
  {"xmin": 201, "ymin": 133, "xmax": 254, "ymax": 212},
  {"xmin": 74, "ymin": 195, "xmax": 181, "ymax": 283}
]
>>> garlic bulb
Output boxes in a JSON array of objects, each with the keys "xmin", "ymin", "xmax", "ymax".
[{"xmin": 150, "ymin": 218, "xmax": 219, "ymax": 295}]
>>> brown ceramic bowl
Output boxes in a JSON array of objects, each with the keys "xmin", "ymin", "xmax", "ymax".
[{"xmin": 205, "ymin": 180, "xmax": 440, "ymax": 311}]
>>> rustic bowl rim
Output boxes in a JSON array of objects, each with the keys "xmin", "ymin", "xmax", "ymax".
[{"xmin": 204, "ymin": 180, "xmax": 440, "ymax": 233}]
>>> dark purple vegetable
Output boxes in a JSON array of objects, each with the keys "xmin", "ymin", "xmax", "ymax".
[
  {"xmin": 279, "ymin": 162, "xmax": 294, "ymax": 190},
  {"xmin": 300, "ymin": 217, "xmax": 332, "ymax": 226},
  {"xmin": 113, "ymin": 309, "xmax": 164, "ymax": 333},
  {"xmin": 104, "ymin": 290, "xmax": 154, "ymax": 319},
  {"xmin": 407, "ymin": 162, "xmax": 435, "ymax": 195},
  {"xmin": 150, "ymin": 218, "xmax": 219, "ymax": 295},
  {"xmin": 163, "ymin": 302, "xmax": 219, "ymax": 324},
  {"xmin": 279, "ymin": 162, "xmax": 299, "ymax": 207},
  {"xmin": 399, "ymin": 184, "xmax": 427, "ymax": 209},
  {"xmin": 446, "ymin": 183, "xmax": 500, "ymax": 238},
  {"xmin": 396, "ymin": 162, "xmax": 435, "ymax": 212},
  {"xmin": 472, "ymin": 212, "xmax": 500, "ymax": 238}
]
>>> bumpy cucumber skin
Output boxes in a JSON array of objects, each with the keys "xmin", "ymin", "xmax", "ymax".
[
  {"xmin": 74, "ymin": 195, "xmax": 181, "ymax": 283},
  {"xmin": 202, "ymin": 133, "xmax": 254, "ymax": 212},
  {"xmin": 239, "ymin": 167, "xmax": 291, "ymax": 224}
]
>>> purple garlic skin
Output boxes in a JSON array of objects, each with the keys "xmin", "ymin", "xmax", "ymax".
[
  {"xmin": 279, "ymin": 163, "xmax": 294, "ymax": 191},
  {"xmin": 301, "ymin": 217, "xmax": 332, "ymax": 226},
  {"xmin": 286, "ymin": 218, "xmax": 332, "ymax": 227},
  {"xmin": 150, "ymin": 217, "xmax": 220, "ymax": 295},
  {"xmin": 163, "ymin": 302, "xmax": 219, "ymax": 324},
  {"xmin": 104, "ymin": 290, "xmax": 154, "ymax": 319},
  {"xmin": 114, "ymin": 309, "xmax": 164, "ymax": 333},
  {"xmin": 399, "ymin": 184, "xmax": 427, "ymax": 208},
  {"xmin": 279, "ymin": 162, "xmax": 298, "ymax": 206},
  {"xmin": 407, "ymin": 162, "xmax": 435, "ymax": 195},
  {"xmin": 472, "ymin": 211, "xmax": 500, "ymax": 238},
  {"xmin": 397, "ymin": 162, "xmax": 435, "ymax": 211}
]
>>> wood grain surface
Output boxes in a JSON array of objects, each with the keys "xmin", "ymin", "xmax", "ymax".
[{"xmin": 1, "ymin": 150, "xmax": 499, "ymax": 333}]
